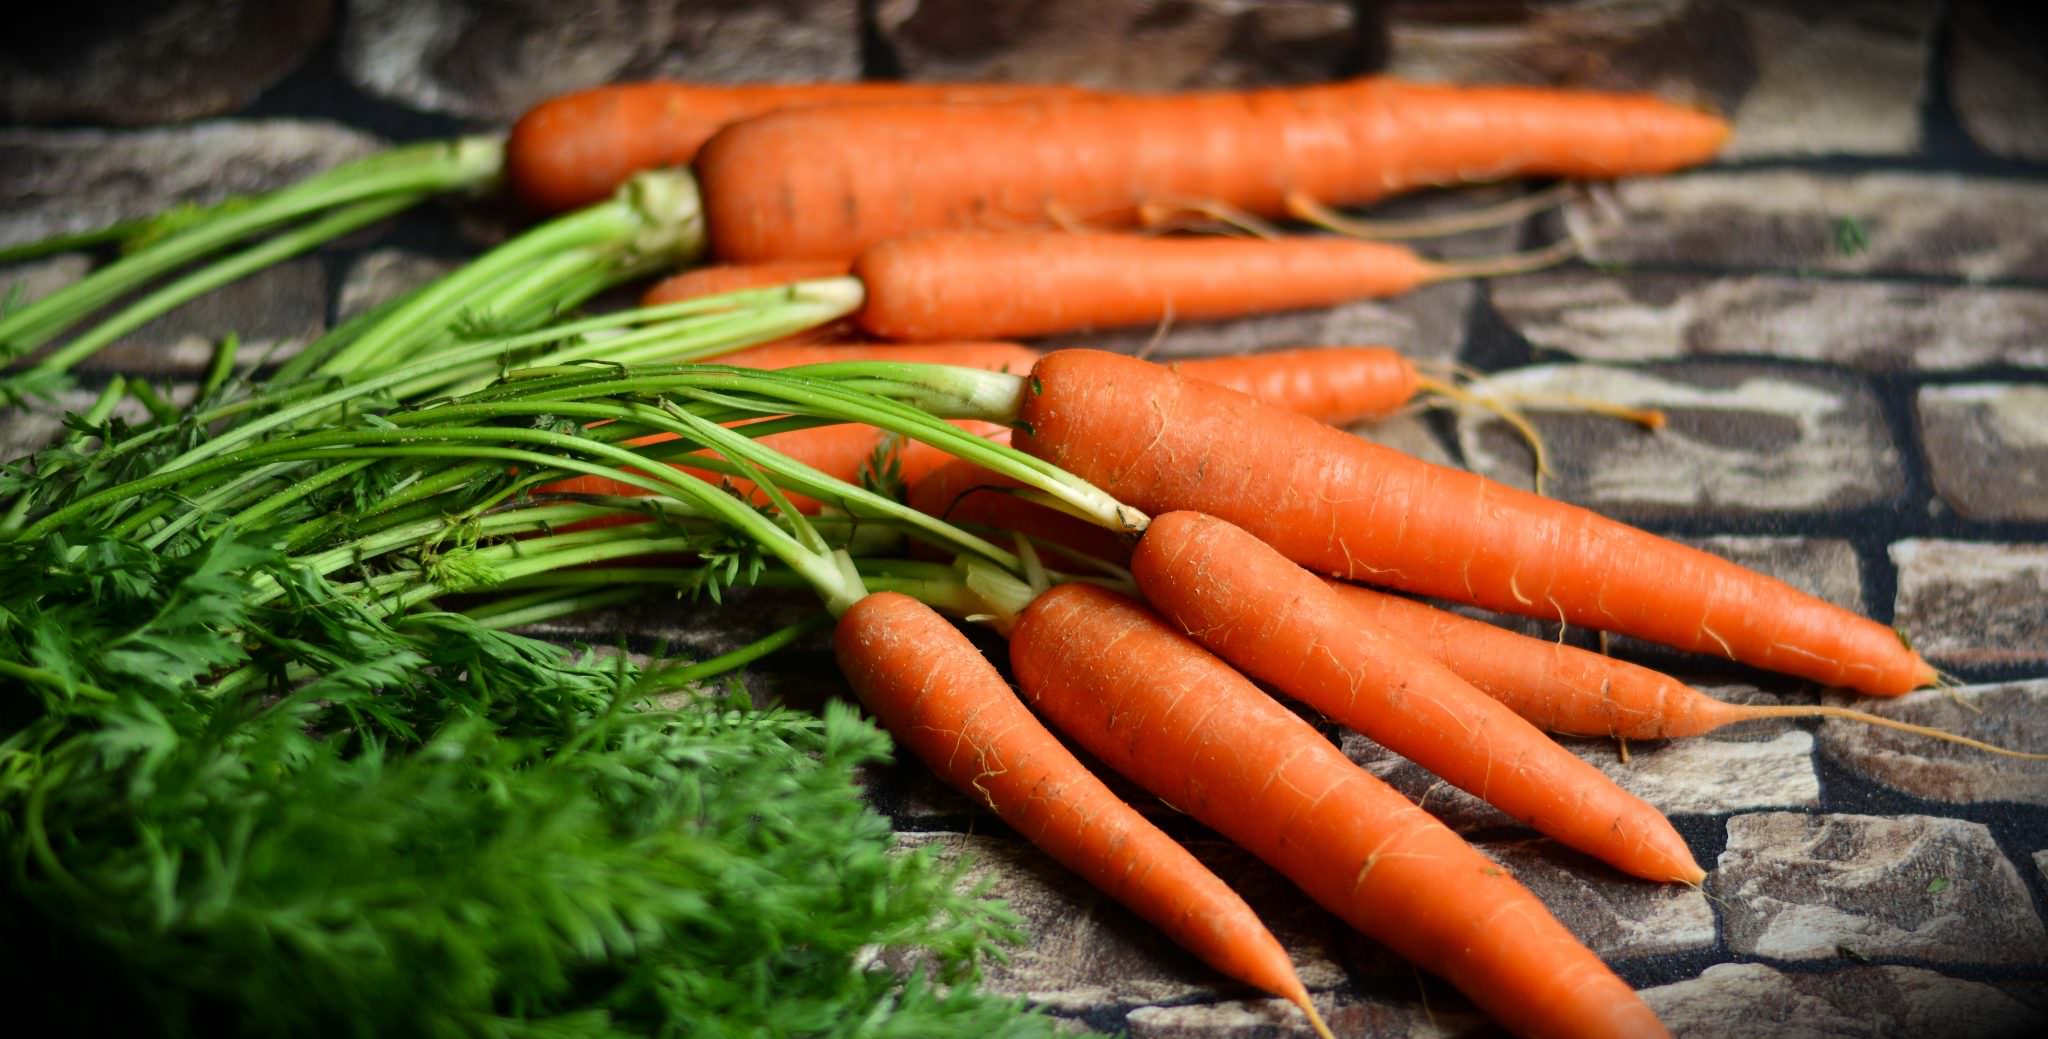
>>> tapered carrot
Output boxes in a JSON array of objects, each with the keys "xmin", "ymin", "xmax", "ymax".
[
  {"xmin": 1324, "ymin": 579, "xmax": 2047, "ymax": 758},
  {"xmin": 1132, "ymin": 510, "xmax": 1703, "ymax": 883},
  {"xmin": 849, "ymin": 230, "xmax": 1569, "ymax": 342},
  {"xmin": 1010, "ymin": 583, "xmax": 1670, "ymax": 1039},
  {"xmin": 835, "ymin": 592, "xmax": 1334, "ymax": 1037},
  {"xmin": 695, "ymin": 78, "xmax": 1730, "ymax": 261},
  {"xmin": 1009, "ymin": 350, "xmax": 1934, "ymax": 696},
  {"xmin": 506, "ymin": 80, "xmax": 1098, "ymax": 214}
]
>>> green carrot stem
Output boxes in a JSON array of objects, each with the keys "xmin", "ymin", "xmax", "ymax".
[
  {"xmin": 12, "ymin": 194, "xmax": 415, "ymax": 383},
  {"xmin": 0, "ymin": 136, "xmax": 501, "ymax": 359}
]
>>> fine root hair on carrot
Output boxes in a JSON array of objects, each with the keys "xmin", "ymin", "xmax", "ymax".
[
  {"xmin": 1407, "ymin": 367, "xmax": 1557, "ymax": 490},
  {"xmin": 1747, "ymin": 703, "xmax": 2048, "ymax": 761},
  {"xmin": 1134, "ymin": 299, "xmax": 1176, "ymax": 361},
  {"xmin": 1422, "ymin": 233, "xmax": 1583, "ymax": 283},
  {"xmin": 1135, "ymin": 198, "xmax": 1285, "ymax": 239},
  {"xmin": 1284, "ymin": 181, "xmax": 1577, "ymax": 241}
]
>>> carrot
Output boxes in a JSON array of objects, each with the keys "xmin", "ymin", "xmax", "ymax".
[
  {"xmin": 849, "ymin": 229, "xmax": 1570, "ymax": 342},
  {"xmin": 1010, "ymin": 350, "xmax": 1935, "ymax": 696},
  {"xmin": 1009, "ymin": 582, "xmax": 1669, "ymax": 1039},
  {"xmin": 1131, "ymin": 510, "xmax": 1703, "ymax": 882},
  {"xmin": 907, "ymin": 453, "xmax": 1137, "ymax": 570},
  {"xmin": 505, "ymin": 80, "xmax": 1098, "ymax": 214},
  {"xmin": 1323, "ymin": 579, "xmax": 2048, "ymax": 758},
  {"xmin": 694, "ymin": 78, "xmax": 1731, "ymax": 262},
  {"xmin": 835, "ymin": 592, "xmax": 1334, "ymax": 1037}
]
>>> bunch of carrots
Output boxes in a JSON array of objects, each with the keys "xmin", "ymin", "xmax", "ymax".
[{"xmin": 9, "ymin": 71, "xmax": 2039, "ymax": 1039}]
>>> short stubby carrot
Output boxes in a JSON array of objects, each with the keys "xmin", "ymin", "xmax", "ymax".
[
  {"xmin": 1009, "ymin": 583, "xmax": 1670, "ymax": 1039},
  {"xmin": 834, "ymin": 592, "xmax": 1333, "ymax": 1037},
  {"xmin": 695, "ymin": 78, "xmax": 1731, "ymax": 261},
  {"xmin": 506, "ymin": 80, "xmax": 1098, "ymax": 213},
  {"xmin": 852, "ymin": 231, "xmax": 1479, "ymax": 341},
  {"xmin": 1012, "ymin": 350, "xmax": 1935, "ymax": 696},
  {"xmin": 1132, "ymin": 510, "xmax": 1703, "ymax": 883}
]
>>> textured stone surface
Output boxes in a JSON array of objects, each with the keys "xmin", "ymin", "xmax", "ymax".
[
  {"xmin": 341, "ymin": 0, "xmax": 861, "ymax": 121},
  {"xmin": 1919, "ymin": 385, "xmax": 2048, "ymax": 521},
  {"xmin": 1644, "ymin": 963, "xmax": 2048, "ymax": 1039},
  {"xmin": 1126, "ymin": 996, "xmax": 1483, "ymax": 1039},
  {"xmin": 891, "ymin": 832, "xmax": 1348, "ymax": 1010},
  {"xmin": 81, "ymin": 259, "xmax": 328, "ymax": 374},
  {"xmin": 876, "ymin": 0, "xmax": 1360, "ymax": 89},
  {"xmin": 0, "ymin": 1, "xmax": 333, "ymax": 126},
  {"xmin": 1482, "ymin": 839, "xmax": 1716, "ymax": 959},
  {"xmin": 1386, "ymin": 0, "xmax": 1933, "ymax": 157},
  {"xmin": 1713, "ymin": 813, "xmax": 2048, "ymax": 964},
  {"xmin": 0, "ymin": 121, "xmax": 384, "ymax": 250},
  {"xmin": 1948, "ymin": 2, "xmax": 2048, "ymax": 162},
  {"xmin": 1891, "ymin": 540, "xmax": 2048, "ymax": 669},
  {"xmin": 1343, "ymin": 726, "xmax": 1820, "ymax": 830},
  {"xmin": 1033, "ymin": 281, "xmax": 1473, "ymax": 369},
  {"xmin": 1489, "ymin": 270, "xmax": 2048, "ymax": 371},
  {"xmin": 335, "ymin": 249, "xmax": 463, "ymax": 322},
  {"xmin": 1819, "ymin": 680, "xmax": 2048, "ymax": 806},
  {"xmin": 0, "ymin": 254, "xmax": 91, "ymax": 308},
  {"xmin": 1454, "ymin": 363, "xmax": 1903, "ymax": 515},
  {"xmin": 1561, "ymin": 171, "xmax": 2048, "ymax": 281}
]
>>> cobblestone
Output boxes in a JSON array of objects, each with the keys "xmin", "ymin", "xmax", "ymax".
[
  {"xmin": 877, "ymin": 0, "xmax": 1360, "ymax": 90},
  {"xmin": 1947, "ymin": 1, "xmax": 2048, "ymax": 162},
  {"xmin": 1489, "ymin": 270, "xmax": 2048, "ymax": 370},
  {"xmin": 1454, "ymin": 363, "xmax": 1903, "ymax": 515},
  {"xmin": 1819, "ymin": 680, "xmax": 2048, "ymax": 806},
  {"xmin": 1918, "ymin": 385, "xmax": 2048, "ymax": 521},
  {"xmin": 1712, "ymin": 813, "xmax": 2048, "ymax": 964},
  {"xmin": 1891, "ymin": 540, "xmax": 2048, "ymax": 669},
  {"xmin": 1560, "ymin": 171, "xmax": 2048, "ymax": 281},
  {"xmin": 1644, "ymin": 962, "xmax": 2048, "ymax": 1039},
  {"xmin": 341, "ymin": 0, "xmax": 861, "ymax": 121}
]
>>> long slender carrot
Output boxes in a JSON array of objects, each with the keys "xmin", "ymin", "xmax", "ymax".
[
  {"xmin": 695, "ymin": 78, "xmax": 1731, "ymax": 262},
  {"xmin": 1009, "ymin": 583, "xmax": 1670, "ymax": 1039},
  {"xmin": 1131, "ymin": 510, "xmax": 1703, "ymax": 882},
  {"xmin": 1009, "ymin": 350, "xmax": 1935, "ymax": 696},
  {"xmin": 505, "ymin": 80, "xmax": 1099, "ymax": 214},
  {"xmin": 835, "ymin": 592, "xmax": 1334, "ymax": 1037},
  {"xmin": 849, "ymin": 229, "xmax": 1570, "ymax": 341},
  {"xmin": 1324, "ymin": 579, "xmax": 2048, "ymax": 759}
]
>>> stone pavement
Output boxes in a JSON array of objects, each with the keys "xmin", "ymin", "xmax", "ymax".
[{"xmin": 3, "ymin": 2, "xmax": 2045, "ymax": 1036}]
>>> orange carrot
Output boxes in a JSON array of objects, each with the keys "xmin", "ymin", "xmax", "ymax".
[
  {"xmin": 1323, "ymin": 579, "xmax": 2046, "ymax": 759},
  {"xmin": 1131, "ymin": 511, "xmax": 1702, "ymax": 883},
  {"xmin": 506, "ymin": 80, "xmax": 1098, "ymax": 214},
  {"xmin": 1167, "ymin": 347, "xmax": 1419, "ymax": 427},
  {"xmin": 1011, "ymin": 350, "xmax": 1935, "ymax": 696},
  {"xmin": 1009, "ymin": 582, "xmax": 1670, "ymax": 1039},
  {"xmin": 835, "ymin": 592, "xmax": 1334, "ymax": 1037},
  {"xmin": 849, "ymin": 230, "xmax": 1564, "ymax": 341},
  {"xmin": 907, "ymin": 452, "xmax": 1137, "ymax": 569},
  {"xmin": 695, "ymin": 78, "xmax": 1730, "ymax": 261}
]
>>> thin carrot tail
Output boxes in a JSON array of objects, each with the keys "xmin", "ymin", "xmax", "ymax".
[
  {"xmin": 1285, "ymin": 182, "xmax": 1575, "ymax": 240},
  {"xmin": 1424, "ymin": 233, "xmax": 1583, "ymax": 283},
  {"xmin": 1753, "ymin": 704, "xmax": 2048, "ymax": 761}
]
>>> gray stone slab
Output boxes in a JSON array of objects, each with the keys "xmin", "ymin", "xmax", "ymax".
[
  {"xmin": 1948, "ymin": 1, "xmax": 2048, "ymax": 163},
  {"xmin": 1562, "ymin": 171, "xmax": 2048, "ymax": 282},
  {"xmin": 1919, "ymin": 385, "xmax": 2048, "ymax": 522},
  {"xmin": 1385, "ymin": 0, "xmax": 1933, "ymax": 158},
  {"xmin": 77, "ymin": 258, "xmax": 328, "ymax": 375},
  {"xmin": 335, "ymin": 250, "xmax": 464, "ymax": 323},
  {"xmin": 1818, "ymin": 680, "xmax": 2048, "ymax": 806},
  {"xmin": 1126, "ymin": 996, "xmax": 1483, "ymax": 1039},
  {"xmin": 1891, "ymin": 540, "xmax": 2048, "ymax": 669},
  {"xmin": 1489, "ymin": 270, "xmax": 2048, "ymax": 371},
  {"xmin": 1454, "ymin": 363, "xmax": 1903, "ymax": 517},
  {"xmin": 341, "ymin": 0, "xmax": 861, "ymax": 121},
  {"xmin": 0, "ymin": 121, "xmax": 384, "ymax": 250},
  {"xmin": 1033, "ymin": 281, "xmax": 1473, "ymax": 370},
  {"xmin": 1481, "ymin": 839, "xmax": 1716, "ymax": 959},
  {"xmin": 1343, "ymin": 726, "xmax": 1819, "ymax": 830},
  {"xmin": 1644, "ymin": 962, "xmax": 2048, "ymax": 1039},
  {"xmin": 878, "ymin": 0, "xmax": 1358, "ymax": 90},
  {"xmin": 890, "ymin": 832, "xmax": 1347, "ymax": 1011},
  {"xmin": 0, "ymin": 254, "xmax": 90, "ymax": 309},
  {"xmin": 0, "ymin": 1, "xmax": 333, "ymax": 126},
  {"xmin": 1712, "ymin": 812, "xmax": 2048, "ymax": 964}
]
